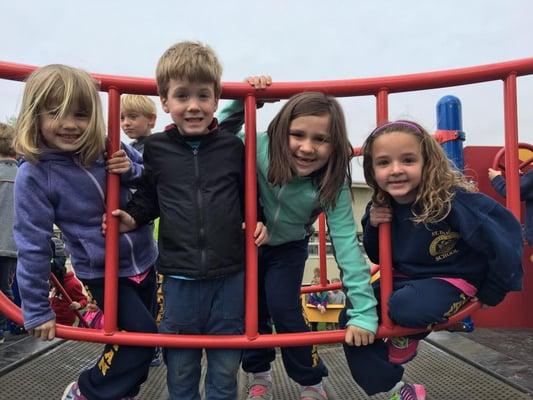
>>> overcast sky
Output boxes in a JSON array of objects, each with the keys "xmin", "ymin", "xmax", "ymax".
[{"xmin": 1, "ymin": 0, "xmax": 531, "ymax": 181}]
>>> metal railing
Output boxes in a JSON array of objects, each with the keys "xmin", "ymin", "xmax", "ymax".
[{"xmin": 1, "ymin": 57, "xmax": 531, "ymax": 347}]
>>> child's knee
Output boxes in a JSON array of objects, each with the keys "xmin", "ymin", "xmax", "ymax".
[{"xmin": 388, "ymin": 289, "xmax": 424, "ymax": 327}]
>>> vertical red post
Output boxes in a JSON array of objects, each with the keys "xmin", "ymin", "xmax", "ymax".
[
  {"xmin": 244, "ymin": 95, "xmax": 259, "ymax": 340},
  {"xmin": 503, "ymin": 74, "xmax": 521, "ymax": 219},
  {"xmin": 318, "ymin": 213, "xmax": 327, "ymax": 286},
  {"xmin": 104, "ymin": 87, "xmax": 120, "ymax": 334},
  {"xmin": 375, "ymin": 89, "xmax": 394, "ymax": 329}
]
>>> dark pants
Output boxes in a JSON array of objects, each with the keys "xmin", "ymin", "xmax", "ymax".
[
  {"xmin": 340, "ymin": 277, "xmax": 469, "ymax": 395},
  {"xmin": 78, "ymin": 268, "xmax": 157, "ymax": 400},
  {"xmin": 242, "ymin": 239, "xmax": 328, "ymax": 386},
  {"xmin": 0, "ymin": 256, "xmax": 16, "ymax": 330}
]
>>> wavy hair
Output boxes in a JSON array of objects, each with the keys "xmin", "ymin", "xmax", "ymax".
[
  {"xmin": 14, "ymin": 64, "xmax": 105, "ymax": 166},
  {"xmin": 362, "ymin": 120, "xmax": 476, "ymax": 224},
  {"xmin": 267, "ymin": 92, "xmax": 352, "ymax": 209}
]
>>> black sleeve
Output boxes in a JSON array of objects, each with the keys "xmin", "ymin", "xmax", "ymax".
[{"xmin": 124, "ymin": 143, "xmax": 160, "ymax": 226}]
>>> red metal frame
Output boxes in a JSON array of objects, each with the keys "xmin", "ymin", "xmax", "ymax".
[{"xmin": 0, "ymin": 57, "xmax": 529, "ymax": 347}]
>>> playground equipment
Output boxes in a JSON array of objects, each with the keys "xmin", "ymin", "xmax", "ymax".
[{"xmin": 0, "ymin": 57, "xmax": 532, "ymax": 349}]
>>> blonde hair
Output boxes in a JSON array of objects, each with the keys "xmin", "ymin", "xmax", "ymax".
[
  {"xmin": 267, "ymin": 92, "xmax": 352, "ymax": 209},
  {"xmin": 120, "ymin": 94, "xmax": 157, "ymax": 119},
  {"xmin": 14, "ymin": 64, "xmax": 105, "ymax": 166},
  {"xmin": 156, "ymin": 41, "xmax": 222, "ymax": 98},
  {"xmin": 362, "ymin": 120, "xmax": 476, "ymax": 224},
  {"xmin": 0, "ymin": 123, "xmax": 16, "ymax": 157}
]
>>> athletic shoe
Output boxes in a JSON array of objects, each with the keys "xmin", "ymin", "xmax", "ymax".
[
  {"xmin": 389, "ymin": 383, "xmax": 426, "ymax": 400},
  {"xmin": 247, "ymin": 377, "xmax": 273, "ymax": 400},
  {"xmin": 300, "ymin": 386, "xmax": 328, "ymax": 400},
  {"xmin": 0, "ymin": 330, "xmax": 5, "ymax": 344},
  {"xmin": 61, "ymin": 382, "xmax": 87, "ymax": 400},
  {"xmin": 388, "ymin": 337, "xmax": 419, "ymax": 364}
]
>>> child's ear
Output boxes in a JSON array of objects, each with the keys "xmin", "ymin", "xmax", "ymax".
[
  {"xmin": 213, "ymin": 97, "xmax": 220, "ymax": 112},
  {"xmin": 160, "ymin": 96, "xmax": 169, "ymax": 113}
]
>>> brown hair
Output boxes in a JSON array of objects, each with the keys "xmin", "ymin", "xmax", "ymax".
[
  {"xmin": 267, "ymin": 92, "xmax": 352, "ymax": 209},
  {"xmin": 0, "ymin": 123, "xmax": 16, "ymax": 157},
  {"xmin": 362, "ymin": 120, "xmax": 476, "ymax": 224},
  {"xmin": 156, "ymin": 41, "xmax": 222, "ymax": 98}
]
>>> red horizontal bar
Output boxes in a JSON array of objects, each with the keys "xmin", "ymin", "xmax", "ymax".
[
  {"xmin": 2, "ymin": 58, "xmax": 533, "ymax": 98},
  {"xmin": 0, "ymin": 290, "xmax": 479, "ymax": 348}
]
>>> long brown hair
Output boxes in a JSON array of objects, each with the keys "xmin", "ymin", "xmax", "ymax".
[
  {"xmin": 267, "ymin": 92, "xmax": 352, "ymax": 209},
  {"xmin": 362, "ymin": 120, "xmax": 476, "ymax": 224}
]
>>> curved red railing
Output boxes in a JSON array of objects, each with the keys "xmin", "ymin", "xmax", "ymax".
[{"xmin": 1, "ymin": 57, "xmax": 531, "ymax": 347}]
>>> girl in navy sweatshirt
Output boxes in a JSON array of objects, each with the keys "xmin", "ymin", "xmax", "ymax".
[
  {"xmin": 343, "ymin": 120, "xmax": 523, "ymax": 400},
  {"xmin": 13, "ymin": 64, "xmax": 158, "ymax": 400}
]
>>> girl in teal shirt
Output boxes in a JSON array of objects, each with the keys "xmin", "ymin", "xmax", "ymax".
[{"xmin": 219, "ymin": 84, "xmax": 377, "ymax": 400}]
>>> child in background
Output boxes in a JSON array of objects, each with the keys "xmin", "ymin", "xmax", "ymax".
[
  {"xmin": 219, "ymin": 85, "xmax": 377, "ymax": 400},
  {"xmin": 488, "ymin": 167, "xmax": 533, "ymax": 246},
  {"xmin": 49, "ymin": 236, "xmax": 88, "ymax": 326},
  {"xmin": 0, "ymin": 122, "xmax": 17, "ymax": 344},
  {"xmin": 13, "ymin": 64, "xmax": 158, "ymax": 400},
  {"xmin": 327, "ymin": 278, "xmax": 345, "ymax": 330},
  {"xmin": 346, "ymin": 120, "xmax": 523, "ymax": 400},
  {"xmin": 307, "ymin": 288, "xmax": 329, "ymax": 332},
  {"xmin": 310, "ymin": 267, "xmax": 321, "ymax": 285},
  {"xmin": 120, "ymin": 94, "xmax": 157, "ymax": 154},
  {"xmin": 107, "ymin": 41, "xmax": 268, "ymax": 400}
]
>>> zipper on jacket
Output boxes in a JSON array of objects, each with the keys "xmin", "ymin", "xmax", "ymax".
[{"xmin": 192, "ymin": 148, "xmax": 207, "ymax": 274}]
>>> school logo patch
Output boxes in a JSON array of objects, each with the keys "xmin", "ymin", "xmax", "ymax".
[{"xmin": 429, "ymin": 231, "xmax": 460, "ymax": 261}]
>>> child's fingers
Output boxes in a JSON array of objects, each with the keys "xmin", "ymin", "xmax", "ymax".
[
  {"xmin": 110, "ymin": 149, "xmax": 127, "ymax": 158},
  {"xmin": 245, "ymin": 75, "xmax": 272, "ymax": 89}
]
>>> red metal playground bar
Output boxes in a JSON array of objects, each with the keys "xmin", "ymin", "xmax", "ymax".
[{"xmin": 0, "ymin": 58, "xmax": 532, "ymax": 348}]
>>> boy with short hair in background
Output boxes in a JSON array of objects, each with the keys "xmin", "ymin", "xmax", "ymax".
[{"xmin": 120, "ymin": 94, "xmax": 157, "ymax": 154}]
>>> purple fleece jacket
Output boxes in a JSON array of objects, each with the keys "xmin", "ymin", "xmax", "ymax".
[{"xmin": 14, "ymin": 144, "xmax": 157, "ymax": 330}]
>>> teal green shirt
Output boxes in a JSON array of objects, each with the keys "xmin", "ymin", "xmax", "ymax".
[{"xmin": 220, "ymin": 101, "xmax": 378, "ymax": 333}]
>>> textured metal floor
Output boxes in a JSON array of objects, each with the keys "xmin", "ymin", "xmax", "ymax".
[{"xmin": 1, "ymin": 339, "xmax": 532, "ymax": 399}]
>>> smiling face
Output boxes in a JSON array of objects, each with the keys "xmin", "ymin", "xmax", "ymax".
[
  {"xmin": 288, "ymin": 114, "xmax": 332, "ymax": 176},
  {"xmin": 371, "ymin": 131, "xmax": 424, "ymax": 204},
  {"xmin": 160, "ymin": 79, "xmax": 218, "ymax": 136},
  {"xmin": 39, "ymin": 104, "xmax": 89, "ymax": 152}
]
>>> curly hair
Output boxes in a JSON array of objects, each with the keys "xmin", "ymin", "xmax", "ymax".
[{"xmin": 362, "ymin": 120, "xmax": 476, "ymax": 224}]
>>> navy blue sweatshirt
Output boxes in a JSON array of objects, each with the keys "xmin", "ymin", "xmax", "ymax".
[
  {"xmin": 491, "ymin": 171, "xmax": 533, "ymax": 246},
  {"xmin": 362, "ymin": 189, "xmax": 523, "ymax": 306}
]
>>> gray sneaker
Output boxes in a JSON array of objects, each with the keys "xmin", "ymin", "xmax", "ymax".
[{"xmin": 247, "ymin": 377, "xmax": 273, "ymax": 400}]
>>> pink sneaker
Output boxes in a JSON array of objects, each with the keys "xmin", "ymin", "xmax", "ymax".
[
  {"xmin": 61, "ymin": 382, "xmax": 87, "ymax": 400},
  {"xmin": 388, "ymin": 337, "xmax": 419, "ymax": 365},
  {"xmin": 389, "ymin": 383, "xmax": 426, "ymax": 400},
  {"xmin": 300, "ymin": 386, "xmax": 328, "ymax": 400},
  {"xmin": 247, "ymin": 378, "xmax": 273, "ymax": 400}
]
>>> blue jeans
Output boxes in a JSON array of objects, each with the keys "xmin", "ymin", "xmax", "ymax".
[
  {"xmin": 242, "ymin": 239, "xmax": 328, "ymax": 386},
  {"xmin": 340, "ymin": 277, "xmax": 469, "ymax": 395},
  {"xmin": 160, "ymin": 271, "xmax": 244, "ymax": 400}
]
